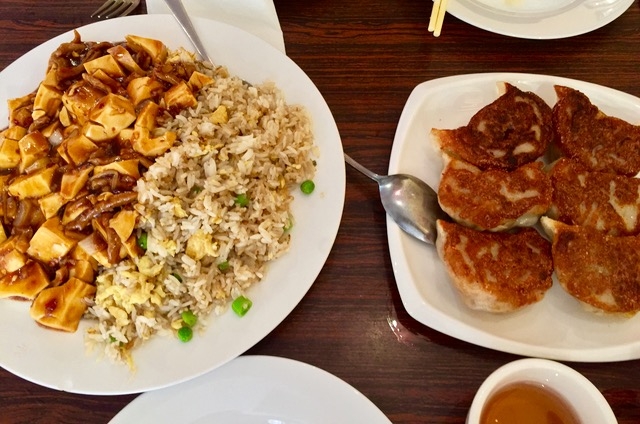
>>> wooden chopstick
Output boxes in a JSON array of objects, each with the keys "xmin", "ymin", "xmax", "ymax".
[{"xmin": 428, "ymin": 0, "xmax": 450, "ymax": 37}]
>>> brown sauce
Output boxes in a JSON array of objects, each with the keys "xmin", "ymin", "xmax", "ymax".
[{"xmin": 480, "ymin": 381, "xmax": 581, "ymax": 424}]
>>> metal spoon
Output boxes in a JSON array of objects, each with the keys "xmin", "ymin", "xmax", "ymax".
[
  {"xmin": 163, "ymin": 0, "xmax": 214, "ymax": 64},
  {"xmin": 344, "ymin": 153, "xmax": 447, "ymax": 244}
]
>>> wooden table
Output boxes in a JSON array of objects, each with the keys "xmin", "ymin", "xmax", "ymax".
[{"xmin": 1, "ymin": 0, "xmax": 639, "ymax": 422}]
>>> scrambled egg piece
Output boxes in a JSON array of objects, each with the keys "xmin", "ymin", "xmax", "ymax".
[
  {"xmin": 137, "ymin": 256, "xmax": 163, "ymax": 277},
  {"xmin": 96, "ymin": 267, "xmax": 166, "ymax": 316},
  {"xmin": 209, "ymin": 105, "xmax": 228, "ymax": 124},
  {"xmin": 185, "ymin": 230, "xmax": 218, "ymax": 261},
  {"xmin": 170, "ymin": 197, "xmax": 188, "ymax": 218}
]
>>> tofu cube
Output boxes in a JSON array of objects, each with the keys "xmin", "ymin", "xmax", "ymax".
[
  {"xmin": 57, "ymin": 133, "xmax": 99, "ymax": 165},
  {"xmin": 77, "ymin": 232, "xmax": 111, "ymax": 268},
  {"xmin": 30, "ymin": 277, "xmax": 96, "ymax": 332},
  {"xmin": 0, "ymin": 249, "xmax": 27, "ymax": 274},
  {"xmin": 38, "ymin": 192, "xmax": 68, "ymax": 219},
  {"xmin": 27, "ymin": 216, "xmax": 79, "ymax": 264},
  {"xmin": 83, "ymin": 54, "xmax": 125, "ymax": 78},
  {"xmin": 134, "ymin": 101, "xmax": 159, "ymax": 131},
  {"xmin": 18, "ymin": 131, "xmax": 50, "ymax": 173},
  {"xmin": 3, "ymin": 126, "xmax": 27, "ymax": 141},
  {"xmin": 188, "ymin": 71, "xmax": 214, "ymax": 91},
  {"xmin": 131, "ymin": 128, "xmax": 176, "ymax": 157},
  {"xmin": 69, "ymin": 260, "xmax": 95, "ymax": 283},
  {"xmin": 125, "ymin": 35, "xmax": 168, "ymax": 65},
  {"xmin": 8, "ymin": 165, "xmax": 57, "ymax": 199},
  {"xmin": 0, "ymin": 261, "xmax": 50, "ymax": 300},
  {"xmin": 164, "ymin": 81, "xmax": 197, "ymax": 110},
  {"xmin": 60, "ymin": 165, "xmax": 93, "ymax": 200},
  {"xmin": 109, "ymin": 209, "xmax": 138, "ymax": 243},
  {"xmin": 121, "ymin": 234, "xmax": 143, "ymax": 259},
  {"xmin": 82, "ymin": 122, "xmax": 111, "ymax": 142},
  {"xmin": 88, "ymin": 93, "xmax": 136, "ymax": 139},
  {"xmin": 8, "ymin": 94, "xmax": 36, "ymax": 128},
  {"xmin": 94, "ymin": 159, "xmax": 140, "ymax": 179},
  {"xmin": 0, "ymin": 137, "xmax": 20, "ymax": 169},
  {"xmin": 32, "ymin": 83, "xmax": 62, "ymax": 121},
  {"xmin": 62, "ymin": 81, "xmax": 105, "ymax": 125},
  {"xmin": 127, "ymin": 77, "xmax": 163, "ymax": 106},
  {"xmin": 107, "ymin": 45, "xmax": 145, "ymax": 75}
]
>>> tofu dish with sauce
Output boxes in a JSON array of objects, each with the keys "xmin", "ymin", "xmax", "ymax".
[{"xmin": 0, "ymin": 32, "xmax": 317, "ymax": 366}]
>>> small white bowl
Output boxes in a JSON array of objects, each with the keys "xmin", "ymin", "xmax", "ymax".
[{"xmin": 467, "ymin": 358, "xmax": 617, "ymax": 424}]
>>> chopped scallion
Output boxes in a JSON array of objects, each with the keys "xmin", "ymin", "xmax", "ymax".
[
  {"xmin": 234, "ymin": 193, "xmax": 249, "ymax": 207},
  {"xmin": 232, "ymin": 295, "xmax": 252, "ymax": 317},
  {"xmin": 217, "ymin": 261, "xmax": 230, "ymax": 272},
  {"xmin": 190, "ymin": 185, "xmax": 204, "ymax": 195},
  {"xmin": 137, "ymin": 232, "xmax": 148, "ymax": 250}
]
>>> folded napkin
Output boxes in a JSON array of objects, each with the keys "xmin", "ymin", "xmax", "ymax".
[{"xmin": 146, "ymin": 0, "xmax": 286, "ymax": 54}]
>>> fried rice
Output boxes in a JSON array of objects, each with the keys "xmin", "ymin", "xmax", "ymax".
[{"xmin": 85, "ymin": 50, "xmax": 316, "ymax": 365}]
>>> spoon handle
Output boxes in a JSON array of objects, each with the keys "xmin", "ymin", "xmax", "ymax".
[
  {"xmin": 163, "ymin": 0, "xmax": 214, "ymax": 65},
  {"xmin": 344, "ymin": 153, "xmax": 381, "ymax": 182}
]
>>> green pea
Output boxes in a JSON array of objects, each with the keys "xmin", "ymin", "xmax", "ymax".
[
  {"xmin": 181, "ymin": 310, "xmax": 197, "ymax": 327},
  {"xmin": 177, "ymin": 326, "xmax": 193, "ymax": 342},
  {"xmin": 300, "ymin": 180, "xmax": 315, "ymax": 194},
  {"xmin": 217, "ymin": 261, "xmax": 230, "ymax": 272}
]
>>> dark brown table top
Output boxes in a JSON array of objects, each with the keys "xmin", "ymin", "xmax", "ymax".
[{"xmin": 1, "ymin": 0, "xmax": 640, "ymax": 423}]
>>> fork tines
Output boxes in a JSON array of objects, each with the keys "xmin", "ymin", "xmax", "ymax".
[{"xmin": 91, "ymin": 0, "xmax": 140, "ymax": 19}]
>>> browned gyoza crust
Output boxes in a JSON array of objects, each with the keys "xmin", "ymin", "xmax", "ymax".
[
  {"xmin": 542, "ymin": 218, "xmax": 640, "ymax": 314},
  {"xmin": 438, "ymin": 157, "xmax": 552, "ymax": 231},
  {"xmin": 552, "ymin": 85, "xmax": 640, "ymax": 176},
  {"xmin": 435, "ymin": 220, "xmax": 553, "ymax": 313},
  {"xmin": 549, "ymin": 158, "xmax": 640, "ymax": 235},
  {"xmin": 432, "ymin": 83, "xmax": 553, "ymax": 170}
]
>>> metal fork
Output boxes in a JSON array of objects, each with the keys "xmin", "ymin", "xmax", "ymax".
[{"xmin": 91, "ymin": 0, "xmax": 141, "ymax": 19}]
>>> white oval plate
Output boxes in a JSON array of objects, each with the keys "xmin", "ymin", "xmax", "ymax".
[
  {"xmin": 109, "ymin": 355, "xmax": 392, "ymax": 424},
  {"xmin": 0, "ymin": 15, "xmax": 344, "ymax": 394},
  {"xmin": 388, "ymin": 73, "xmax": 640, "ymax": 362},
  {"xmin": 446, "ymin": 0, "xmax": 634, "ymax": 39}
]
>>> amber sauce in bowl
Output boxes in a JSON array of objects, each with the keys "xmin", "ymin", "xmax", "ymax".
[
  {"xmin": 480, "ymin": 381, "xmax": 579, "ymax": 424},
  {"xmin": 467, "ymin": 358, "xmax": 617, "ymax": 424}
]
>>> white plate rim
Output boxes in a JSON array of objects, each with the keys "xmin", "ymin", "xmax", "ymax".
[
  {"xmin": 0, "ymin": 15, "xmax": 344, "ymax": 394},
  {"xmin": 446, "ymin": 0, "xmax": 635, "ymax": 39},
  {"xmin": 109, "ymin": 355, "xmax": 392, "ymax": 424},
  {"xmin": 388, "ymin": 72, "xmax": 640, "ymax": 363}
]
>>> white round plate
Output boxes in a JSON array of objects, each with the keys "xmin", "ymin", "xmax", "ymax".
[
  {"xmin": 109, "ymin": 355, "xmax": 392, "ymax": 424},
  {"xmin": 388, "ymin": 72, "xmax": 640, "ymax": 362},
  {"xmin": 0, "ymin": 15, "xmax": 344, "ymax": 394},
  {"xmin": 446, "ymin": 0, "xmax": 635, "ymax": 39}
]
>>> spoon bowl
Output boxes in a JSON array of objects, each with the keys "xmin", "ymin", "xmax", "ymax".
[{"xmin": 344, "ymin": 154, "xmax": 447, "ymax": 244}]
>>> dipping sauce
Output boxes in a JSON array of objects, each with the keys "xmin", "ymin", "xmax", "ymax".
[{"xmin": 480, "ymin": 381, "xmax": 581, "ymax": 424}]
